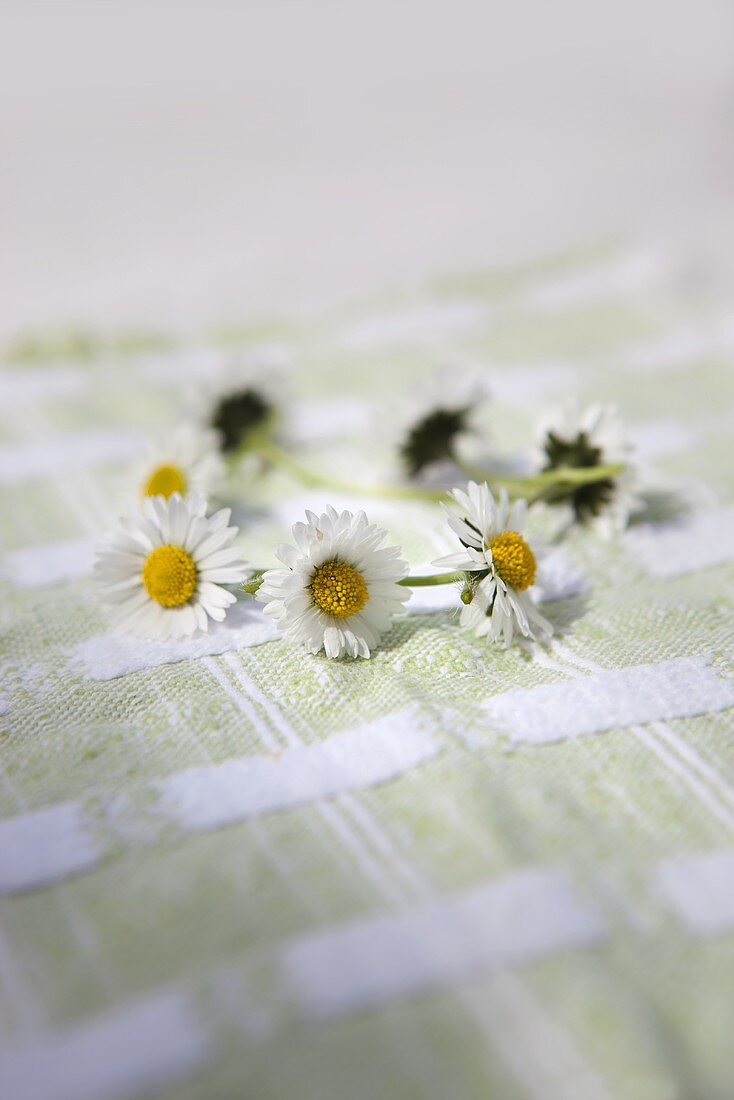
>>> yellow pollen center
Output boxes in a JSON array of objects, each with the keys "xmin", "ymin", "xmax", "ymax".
[
  {"xmin": 488, "ymin": 530, "xmax": 536, "ymax": 590},
  {"xmin": 142, "ymin": 544, "xmax": 197, "ymax": 607},
  {"xmin": 144, "ymin": 464, "xmax": 187, "ymax": 499},
  {"xmin": 310, "ymin": 560, "xmax": 369, "ymax": 618}
]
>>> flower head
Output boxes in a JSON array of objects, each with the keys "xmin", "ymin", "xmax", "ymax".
[
  {"xmin": 401, "ymin": 405, "xmax": 471, "ymax": 477},
  {"xmin": 211, "ymin": 386, "xmax": 273, "ymax": 453},
  {"xmin": 434, "ymin": 481, "xmax": 552, "ymax": 647},
  {"xmin": 138, "ymin": 424, "xmax": 225, "ymax": 501},
  {"xmin": 94, "ymin": 493, "xmax": 248, "ymax": 639},
  {"xmin": 256, "ymin": 507, "xmax": 409, "ymax": 658},
  {"xmin": 396, "ymin": 366, "xmax": 490, "ymax": 479},
  {"xmin": 190, "ymin": 357, "xmax": 285, "ymax": 456},
  {"xmin": 537, "ymin": 402, "xmax": 640, "ymax": 535}
]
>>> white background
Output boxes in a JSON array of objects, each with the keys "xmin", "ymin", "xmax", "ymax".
[{"xmin": 1, "ymin": 0, "xmax": 733, "ymax": 341}]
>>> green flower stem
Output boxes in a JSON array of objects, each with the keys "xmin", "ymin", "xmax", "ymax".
[
  {"xmin": 256, "ymin": 440, "xmax": 624, "ymax": 506},
  {"xmin": 398, "ymin": 571, "xmax": 465, "ymax": 588},
  {"xmin": 459, "ymin": 462, "xmax": 626, "ymax": 503},
  {"xmin": 255, "ymin": 440, "xmax": 447, "ymax": 503},
  {"xmin": 243, "ymin": 570, "xmax": 463, "ymax": 597}
]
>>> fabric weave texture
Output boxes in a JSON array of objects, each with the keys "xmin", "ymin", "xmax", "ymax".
[{"xmin": 1, "ymin": 245, "xmax": 733, "ymax": 1100}]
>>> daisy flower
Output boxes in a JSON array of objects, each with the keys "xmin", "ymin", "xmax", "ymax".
[
  {"xmin": 94, "ymin": 493, "xmax": 248, "ymax": 639},
  {"xmin": 138, "ymin": 424, "xmax": 225, "ymax": 501},
  {"xmin": 537, "ymin": 402, "xmax": 640, "ymax": 535},
  {"xmin": 189, "ymin": 355, "xmax": 286, "ymax": 456},
  {"xmin": 434, "ymin": 481, "xmax": 552, "ymax": 647},
  {"xmin": 256, "ymin": 507, "xmax": 409, "ymax": 659},
  {"xmin": 395, "ymin": 365, "xmax": 490, "ymax": 480}
]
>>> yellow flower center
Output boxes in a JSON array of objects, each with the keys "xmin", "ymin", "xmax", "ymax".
[
  {"xmin": 144, "ymin": 464, "xmax": 187, "ymax": 499},
  {"xmin": 310, "ymin": 560, "xmax": 369, "ymax": 618},
  {"xmin": 142, "ymin": 544, "xmax": 197, "ymax": 607},
  {"xmin": 488, "ymin": 530, "xmax": 536, "ymax": 590}
]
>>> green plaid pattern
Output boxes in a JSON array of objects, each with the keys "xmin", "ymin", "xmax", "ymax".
[{"xmin": 1, "ymin": 245, "xmax": 734, "ymax": 1100}]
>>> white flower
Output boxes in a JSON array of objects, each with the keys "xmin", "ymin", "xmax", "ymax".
[
  {"xmin": 256, "ymin": 507, "xmax": 409, "ymax": 658},
  {"xmin": 94, "ymin": 494, "xmax": 248, "ymax": 639},
  {"xmin": 536, "ymin": 401, "xmax": 640, "ymax": 536},
  {"xmin": 137, "ymin": 424, "xmax": 225, "ymax": 501},
  {"xmin": 187, "ymin": 354, "xmax": 288, "ymax": 456},
  {"xmin": 434, "ymin": 481, "xmax": 552, "ymax": 647},
  {"xmin": 393, "ymin": 364, "xmax": 490, "ymax": 480}
]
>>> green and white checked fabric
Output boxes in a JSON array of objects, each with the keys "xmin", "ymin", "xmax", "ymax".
[{"xmin": 1, "ymin": 245, "xmax": 734, "ymax": 1100}]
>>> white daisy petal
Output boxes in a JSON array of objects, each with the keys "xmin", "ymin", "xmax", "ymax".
[
  {"xmin": 145, "ymin": 494, "xmax": 170, "ymax": 531},
  {"xmin": 119, "ymin": 514, "xmax": 161, "ymax": 551},
  {"xmin": 169, "ymin": 494, "xmax": 189, "ymax": 546},
  {"xmin": 183, "ymin": 514, "xmax": 211, "ymax": 553},
  {"xmin": 275, "ymin": 543, "xmax": 302, "ymax": 568},
  {"xmin": 446, "ymin": 513, "xmax": 484, "ymax": 549},
  {"xmin": 432, "ymin": 551, "xmax": 477, "ymax": 571},
  {"xmin": 192, "ymin": 524, "xmax": 235, "ymax": 561},
  {"xmin": 508, "ymin": 498, "xmax": 527, "ymax": 532},
  {"xmin": 196, "ymin": 546, "xmax": 243, "ymax": 571}
]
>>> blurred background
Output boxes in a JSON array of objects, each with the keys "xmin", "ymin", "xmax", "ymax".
[{"xmin": 1, "ymin": 0, "xmax": 733, "ymax": 343}]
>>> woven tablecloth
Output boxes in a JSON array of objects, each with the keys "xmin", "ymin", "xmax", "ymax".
[{"xmin": 1, "ymin": 245, "xmax": 734, "ymax": 1100}]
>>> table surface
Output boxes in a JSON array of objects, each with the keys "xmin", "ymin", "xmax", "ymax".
[{"xmin": 1, "ymin": 244, "xmax": 734, "ymax": 1099}]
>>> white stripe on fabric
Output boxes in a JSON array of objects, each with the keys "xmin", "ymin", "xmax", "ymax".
[
  {"xmin": 0, "ymin": 920, "xmax": 43, "ymax": 1034},
  {"xmin": 631, "ymin": 725, "xmax": 734, "ymax": 834},
  {"xmin": 621, "ymin": 316, "xmax": 734, "ymax": 373},
  {"xmin": 4, "ymin": 539, "xmax": 96, "ymax": 587},
  {"xmin": 201, "ymin": 656, "xmax": 281, "ymax": 753},
  {"xmin": 138, "ymin": 343, "xmax": 289, "ymax": 385},
  {"xmin": 624, "ymin": 506, "xmax": 734, "ymax": 577},
  {"xmin": 461, "ymin": 976, "xmax": 614, "ymax": 1100},
  {"xmin": 0, "ymin": 990, "xmax": 211, "ymax": 1100},
  {"xmin": 281, "ymin": 867, "xmax": 604, "ymax": 1018},
  {"xmin": 0, "ymin": 367, "xmax": 83, "ymax": 404},
  {"xmin": 289, "ymin": 399, "xmax": 372, "ymax": 444},
  {"xmin": 535, "ymin": 548, "xmax": 588, "ymax": 603},
  {"xmin": 336, "ymin": 300, "xmax": 487, "ymax": 350},
  {"xmin": 480, "ymin": 656, "xmax": 734, "ymax": 745},
  {"xmin": 156, "ymin": 709, "xmax": 437, "ymax": 831},
  {"xmin": 523, "ymin": 249, "xmax": 662, "ymax": 310},
  {"xmin": 0, "ymin": 430, "xmax": 144, "ymax": 485},
  {"xmin": 629, "ymin": 419, "xmax": 696, "ymax": 461},
  {"xmin": 490, "ymin": 363, "xmax": 578, "ymax": 406},
  {"xmin": 0, "ymin": 803, "xmax": 100, "ymax": 895},
  {"xmin": 74, "ymin": 605, "xmax": 281, "ymax": 681},
  {"xmin": 545, "ymin": 644, "xmax": 734, "ymax": 835},
  {"xmin": 649, "ymin": 721, "xmax": 734, "ymax": 815},
  {"xmin": 405, "ymin": 584, "xmax": 460, "ymax": 614},
  {"xmin": 220, "ymin": 653, "xmax": 300, "ymax": 748},
  {"xmin": 653, "ymin": 848, "xmax": 734, "ymax": 936}
]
